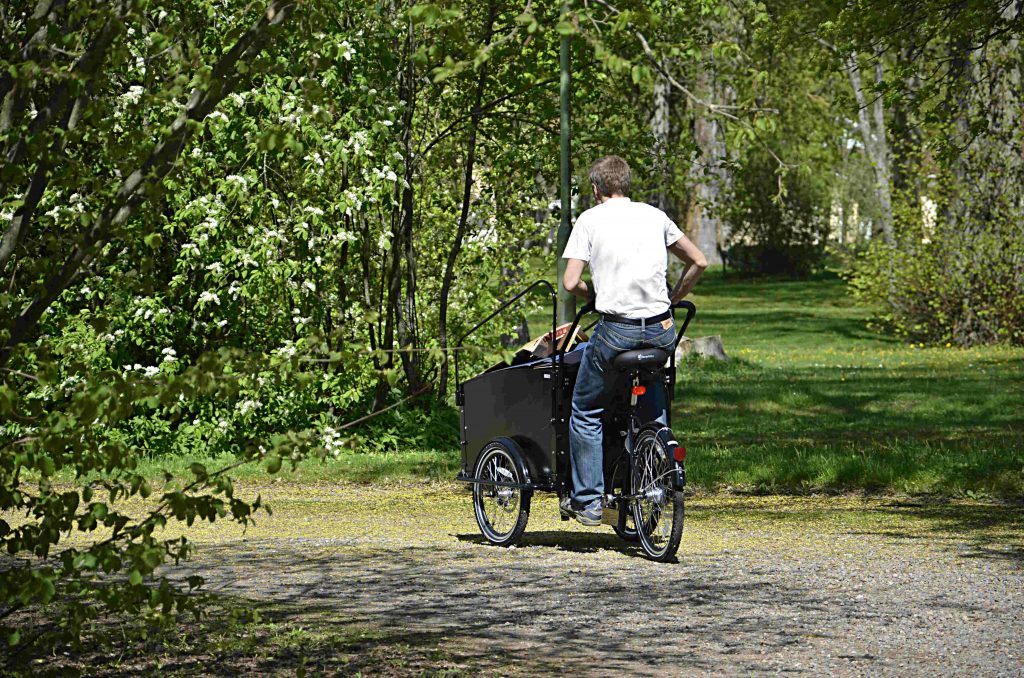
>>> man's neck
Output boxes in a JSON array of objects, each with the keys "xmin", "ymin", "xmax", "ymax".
[{"xmin": 596, "ymin": 193, "xmax": 626, "ymax": 204}]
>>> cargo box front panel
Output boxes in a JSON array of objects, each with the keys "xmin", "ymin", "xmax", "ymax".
[{"xmin": 460, "ymin": 364, "xmax": 557, "ymax": 482}]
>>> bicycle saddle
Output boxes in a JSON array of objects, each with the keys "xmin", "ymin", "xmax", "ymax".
[{"xmin": 611, "ymin": 347, "xmax": 669, "ymax": 371}]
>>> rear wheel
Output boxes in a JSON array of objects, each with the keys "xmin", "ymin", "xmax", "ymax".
[
  {"xmin": 472, "ymin": 440, "xmax": 531, "ymax": 546},
  {"xmin": 631, "ymin": 425, "xmax": 684, "ymax": 561}
]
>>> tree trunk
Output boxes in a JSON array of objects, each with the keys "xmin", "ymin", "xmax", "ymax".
[
  {"xmin": 438, "ymin": 1, "xmax": 498, "ymax": 397},
  {"xmin": 651, "ymin": 63, "xmax": 671, "ymax": 212},
  {"xmin": 685, "ymin": 65, "xmax": 727, "ymax": 265},
  {"xmin": 845, "ymin": 52, "xmax": 895, "ymax": 245}
]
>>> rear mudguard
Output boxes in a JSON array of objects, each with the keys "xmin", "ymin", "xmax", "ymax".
[{"xmin": 648, "ymin": 424, "xmax": 686, "ymax": 491}]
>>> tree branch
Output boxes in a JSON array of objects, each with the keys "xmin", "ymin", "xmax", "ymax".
[
  {"xmin": 586, "ymin": 0, "xmax": 786, "ymax": 170},
  {"xmin": 0, "ymin": 2, "xmax": 127, "ymax": 274},
  {"xmin": 0, "ymin": 0, "xmax": 297, "ymax": 369}
]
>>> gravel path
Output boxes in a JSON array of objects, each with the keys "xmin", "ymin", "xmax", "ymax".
[{"xmin": 172, "ymin": 485, "xmax": 1023, "ymax": 676}]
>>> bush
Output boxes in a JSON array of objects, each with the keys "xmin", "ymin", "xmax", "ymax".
[
  {"xmin": 849, "ymin": 219, "xmax": 1024, "ymax": 346},
  {"xmin": 722, "ymin": 153, "xmax": 829, "ymax": 277}
]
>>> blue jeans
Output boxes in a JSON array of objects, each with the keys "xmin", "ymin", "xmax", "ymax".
[{"xmin": 569, "ymin": 317, "xmax": 676, "ymax": 508}]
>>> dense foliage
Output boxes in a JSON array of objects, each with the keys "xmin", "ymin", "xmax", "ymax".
[
  {"xmin": 1, "ymin": 0, "xmax": 1021, "ymax": 656},
  {"xmin": 815, "ymin": 0, "xmax": 1024, "ymax": 344}
]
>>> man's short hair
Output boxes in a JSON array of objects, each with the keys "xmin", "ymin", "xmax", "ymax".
[{"xmin": 588, "ymin": 155, "xmax": 631, "ymax": 197}]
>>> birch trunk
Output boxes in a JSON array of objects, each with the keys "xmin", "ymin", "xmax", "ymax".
[
  {"xmin": 845, "ymin": 53, "xmax": 895, "ymax": 245},
  {"xmin": 685, "ymin": 67, "xmax": 726, "ymax": 265},
  {"xmin": 651, "ymin": 64, "xmax": 671, "ymax": 212}
]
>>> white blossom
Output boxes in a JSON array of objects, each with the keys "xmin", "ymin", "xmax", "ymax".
[
  {"xmin": 238, "ymin": 399, "xmax": 261, "ymax": 416},
  {"xmin": 119, "ymin": 85, "xmax": 144, "ymax": 105},
  {"xmin": 198, "ymin": 291, "xmax": 220, "ymax": 305},
  {"xmin": 303, "ymin": 281, "xmax": 316, "ymax": 292},
  {"xmin": 340, "ymin": 40, "xmax": 355, "ymax": 61},
  {"xmin": 322, "ymin": 426, "xmax": 346, "ymax": 457}
]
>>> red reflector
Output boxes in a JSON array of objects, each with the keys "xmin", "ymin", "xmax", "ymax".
[
  {"xmin": 673, "ymin": 447, "xmax": 687, "ymax": 462},
  {"xmin": 631, "ymin": 385, "xmax": 647, "ymax": 396}
]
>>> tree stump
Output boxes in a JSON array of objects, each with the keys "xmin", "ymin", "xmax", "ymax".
[{"xmin": 675, "ymin": 335, "xmax": 729, "ymax": 362}]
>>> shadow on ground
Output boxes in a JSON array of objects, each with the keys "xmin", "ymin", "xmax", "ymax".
[
  {"xmin": 861, "ymin": 500, "xmax": 1024, "ymax": 569},
  {"xmin": 169, "ymin": 541, "xmax": 835, "ymax": 676}
]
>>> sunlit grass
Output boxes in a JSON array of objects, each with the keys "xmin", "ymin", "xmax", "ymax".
[{"xmin": 675, "ymin": 271, "xmax": 1024, "ymax": 498}]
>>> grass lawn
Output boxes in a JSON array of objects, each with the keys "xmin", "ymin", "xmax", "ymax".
[
  {"xmin": 674, "ymin": 270, "xmax": 1024, "ymax": 498},
  {"xmin": 104, "ymin": 270, "xmax": 1022, "ymax": 499}
]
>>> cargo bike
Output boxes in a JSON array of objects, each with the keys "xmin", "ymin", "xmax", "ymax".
[{"xmin": 454, "ymin": 280, "xmax": 696, "ymax": 562}]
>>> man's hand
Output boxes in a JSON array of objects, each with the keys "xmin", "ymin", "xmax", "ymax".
[{"xmin": 667, "ymin": 235, "xmax": 708, "ymax": 302}]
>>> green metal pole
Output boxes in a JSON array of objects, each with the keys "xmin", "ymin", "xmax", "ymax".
[{"xmin": 556, "ymin": 1, "xmax": 575, "ymax": 326}]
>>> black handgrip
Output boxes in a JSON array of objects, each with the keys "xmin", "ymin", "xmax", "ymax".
[{"xmin": 670, "ymin": 300, "xmax": 697, "ymax": 352}]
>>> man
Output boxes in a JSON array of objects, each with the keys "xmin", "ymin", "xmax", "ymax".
[{"xmin": 560, "ymin": 155, "xmax": 707, "ymax": 525}]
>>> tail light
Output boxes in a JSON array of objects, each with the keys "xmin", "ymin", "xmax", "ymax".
[
  {"xmin": 631, "ymin": 385, "xmax": 647, "ymax": 396},
  {"xmin": 673, "ymin": 446, "xmax": 686, "ymax": 462}
]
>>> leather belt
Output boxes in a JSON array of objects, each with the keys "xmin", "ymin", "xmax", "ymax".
[{"xmin": 600, "ymin": 310, "xmax": 672, "ymax": 327}]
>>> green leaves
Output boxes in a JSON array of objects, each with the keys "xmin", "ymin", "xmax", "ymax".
[
  {"xmin": 409, "ymin": 4, "xmax": 462, "ymax": 26},
  {"xmin": 554, "ymin": 20, "xmax": 576, "ymax": 36}
]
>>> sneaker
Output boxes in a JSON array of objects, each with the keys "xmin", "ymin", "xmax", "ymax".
[{"xmin": 559, "ymin": 497, "xmax": 602, "ymax": 526}]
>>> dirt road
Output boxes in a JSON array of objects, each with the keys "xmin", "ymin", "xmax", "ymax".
[{"xmin": 147, "ymin": 484, "xmax": 1024, "ymax": 676}]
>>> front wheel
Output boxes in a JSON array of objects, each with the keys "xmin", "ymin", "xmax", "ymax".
[
  {"xmin": 472, "ymin": 440, "xmax": 531, "ymax": 547},
  {"xmin": 631, "ymin": 425, "xmax": 684, "ymax": 561}
]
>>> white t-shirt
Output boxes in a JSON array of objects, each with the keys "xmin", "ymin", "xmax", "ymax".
[{"xmin": 562, "ymin": 197, "xmax": 683, "ymax": 318}]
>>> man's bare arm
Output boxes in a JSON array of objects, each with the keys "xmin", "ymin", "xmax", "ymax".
[
  {"xmin": 562, "ymin": 258, "xmax": 592, "ymax": 301},
  {"xmin": 667, "ymin": 235, "xmax": 708, "ymax": 303}
]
